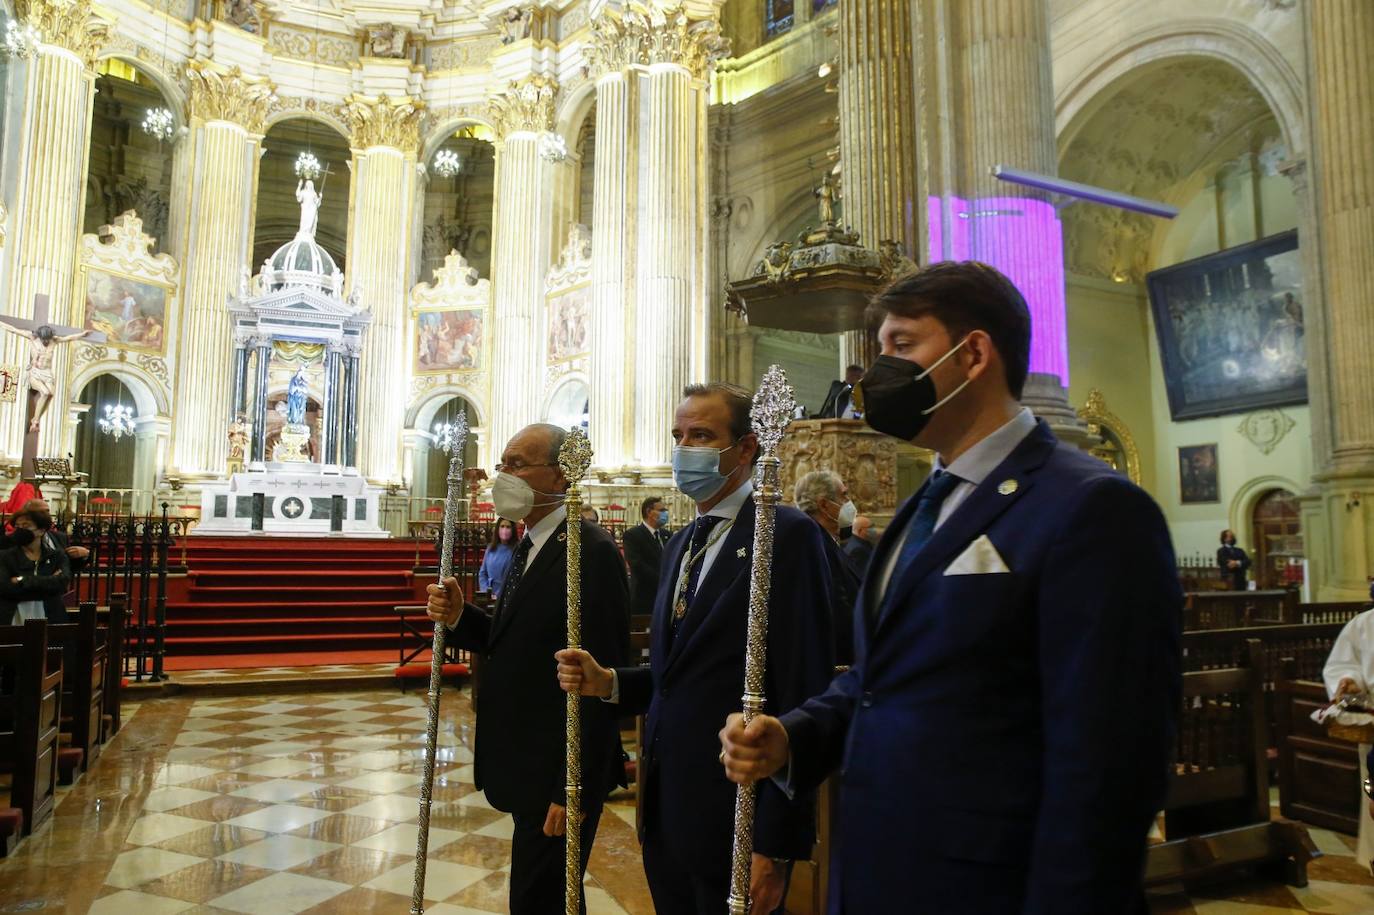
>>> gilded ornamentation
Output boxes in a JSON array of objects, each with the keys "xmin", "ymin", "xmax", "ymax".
[
  {"xmin": 485, "ymin": 76, "xmax": 557, "ymax": 140},
  {"xmin": 75, "ymin": 342, "xmax": 107, "ymax": 366},
  {"xmin": 428, "ymin": 37, "xmax": 502, "ymax": 70},
  {"xmin": 269, "ymin": 25, "xmax": 357, "ymax": 68},
  {"xmin": 136, "ymin": 353, "xmax": 169, "ymax": 385},
  {"xmin": 345, "ymin": 94, "xmax": 424, "ymax": 153},
  {"xmin": 777, "ymin": 419, "xmax": 902, "ymax": 517},
  {"xmin": 546, "ymin": 224, "xmax": 592, "ymax": 290},
  {"xmin": 1237, "ymin": 408, "xmax": 1296, "ymax": 456},
  {"xmin": 270, "ymin": 95, "xmax": 350, "ymax": 137},
  {"xmin": 1076, "ymin": 389, "xmax": 1142, "ymax": 484},
  {"xmin": 83, "ymin": 211, "xmax": 179, "ymax": 283},
  {"xmin": 186, "ymin": 60, "xmax": 276, "ymax": 134},
  {"xmin": 16, "ymin": 0, "xmax": 109, "ymax": 67},
  {"xmin": 585, "ymin": 4, "xmax": 728, "ymax": 80}
]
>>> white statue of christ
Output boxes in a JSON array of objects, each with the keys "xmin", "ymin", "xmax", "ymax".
[{"xmin": 296, "ymin": 178, "xmax": 322, "ymax": 240}]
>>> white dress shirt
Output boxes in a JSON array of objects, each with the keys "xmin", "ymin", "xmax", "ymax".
[{"xmin": 522, "ymin": 503, "xmax": 567, "ymax": 569}]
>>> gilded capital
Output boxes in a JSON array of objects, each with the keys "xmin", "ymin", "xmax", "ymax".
[
  {"xmin": 345, "ymin": 94, "xmax": 425, "ymax": 154},
  {"xmin": 186, "ymin": 60, "xmax": 276, "ymax": 134},
  {"xmin": 640, "ymin": 4, "xmax": 729, "ymax": 79},
  {"xmin": 16, "ymin": 0, "xmax": 109, "ymax": 68},
  {"xmin": 486, "ymin": 76, "xmax": 558, "ymax": 140},
  {"xmin": 586, "ymin": 13, "xmax": 646, "ymax": 78}
]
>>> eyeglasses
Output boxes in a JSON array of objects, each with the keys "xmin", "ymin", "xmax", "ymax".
[{"xmin": 495, "ymin": 461, "xmax": 558, "ymax": 474}]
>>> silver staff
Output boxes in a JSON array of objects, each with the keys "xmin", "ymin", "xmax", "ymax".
[
  {"xmin": 411, "ymin": 412, "xmax": 469, "ymax": 914},
  {"xmin": 559, "ymin": 427, "xmax": 594, "ymax": 914},
  {"xmin": 727, "ymin": 366, "xmax": 796, "ymax": 914}
]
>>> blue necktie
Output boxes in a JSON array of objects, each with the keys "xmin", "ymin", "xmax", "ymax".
[
  {"xmin": 675, "ymin": 514, "xmax": 725, "ymax": 634},
  {"xmin": 874, "ymin": 470, "xmax": 962, "ymax": 621}
]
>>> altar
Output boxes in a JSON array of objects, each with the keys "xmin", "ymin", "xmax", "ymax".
[{"xmin": 195, "ymin": 467, "xmax": 383, "ymax": 535}]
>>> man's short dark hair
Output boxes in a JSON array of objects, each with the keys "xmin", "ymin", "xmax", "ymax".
[
  {"xmin": 845, "ymin": 364, "xmax": 864, "ymax": 375},
  {"xmin": 867, "ymin": 260, "xmax": 1032, "ymax": 398},
  {"xmin": 682, "ymin": 382, "xmax": 753, "ymax": 442},
  {"xmin": 640, "ymin": 495, "xmax": 663, "ymax": 519}
]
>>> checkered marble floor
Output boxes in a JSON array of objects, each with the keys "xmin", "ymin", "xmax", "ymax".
[
  {"xmin": 165, "ymin": 663, "xmax": 396, "ymax": 684},
  {"xmin": 0, "ymin": 688, "xmax": 648, "ymax": 914}
]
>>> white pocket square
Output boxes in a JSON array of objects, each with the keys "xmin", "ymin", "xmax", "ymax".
[{"xmin": 944, "ymin": 535, "xmax": 1010, "ymax": 576}]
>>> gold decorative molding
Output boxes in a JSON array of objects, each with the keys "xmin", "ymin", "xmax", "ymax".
[
  {"xmin": 1077, "ymin": 388, "xmax": 1142, "ymax": 485},
  {"xmin": 82, "ymin": 210, "xmax": 179, "ymax": 283},
  {"xmin": 17, "ymin": 0, "xmax": 109, "ymax": 68},
  {"xmin": 186, "ymin": 60, "xmax": 276, "ymax": 133},
  {"xmin": 345, "ymin": 94, "xmax": 425, "ymax": 153},
  {"xmin": 585, "ymin": 4, "xmax": 728, "ymax": 80},
  {"xmin": 485, "ymin": 75, "xmax": 557, "ymax": 140}
]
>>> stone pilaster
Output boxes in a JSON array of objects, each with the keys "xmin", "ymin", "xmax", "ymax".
[
  {"xmin": 486, "ymin": 76, "xmax": 557, "ymax": 457},
  {"xmin": 344, "ymin": 93, "xmax": 423, "ymax": 485},
  {"xmin": 3, "ymin": 0, "xmax": 107, "ymax": 461},
  {"xmin": 170, "ymin": 63, "xmax": 272, "ymax": 478}
]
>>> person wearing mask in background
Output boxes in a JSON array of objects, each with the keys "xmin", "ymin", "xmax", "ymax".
[
  {"xmin": 1, "ymin": 506, "xmax": 73, "ymax": 624},
  {"xmin": 623, "ymin": 496, "xmax": 671, "ymax": 619},
  {"xmin": 795, "ymin": 469, "xmax": 861, "ymax": 665},
  {"xmin": 1324, "ymin": 598, "xmax": 1374, "ymax": 875},
  {"xmin": 20, "ymin": 498, "xmax": 89, "ymax": 575},
  {"xmin": 844, "ymin": 514, "xmax": 877, "ymax": 574},
  {"xmin": 477, "ymin": 517, "xmax": 518, "ymax": 600},
  {"xmin": 555, "ymin": 382, "xmax": 834, "ymax": 915},
  {"xmin": 719, "ymin": 261, "xmax": 1182, "ymax": 914},
  {"xmin": 581, "ymin": 505, "xmax": 601, "ymax": 526},
  {"xmin": 1217, "ymin": 528, "xmax": 1251, "ymax": 590},
  {"xmin": 425, "ymin": 423, "xmax": 630, "ymax": 914}
]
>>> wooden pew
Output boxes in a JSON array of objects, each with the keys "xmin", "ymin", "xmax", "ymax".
[
  {"xmin": 0, "ymin": 619, "xmax": 62, "ymax": 840},
  {"xmin": 1184, "ymin": 589, "xmax": 1298, "ymax": 630},
  {"xmin": 1299, "ymin": 601, "xmax": 1367, "ymax": 625},
  {"xmin": 48, "ymin": 603, "xmax": 107, "ymax": 777},
  {"xmin": 1275, "ymin": 661, "xmax": 1361, "ymax": 834},
  {"xmin": 1146, "ymin": 639, "xmax": 1318, "ymax": 888}
]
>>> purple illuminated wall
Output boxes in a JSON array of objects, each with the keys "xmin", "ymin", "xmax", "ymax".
[{"xmin": 926, "ymin": 195, "xmax": 1069, "ymax": 387}]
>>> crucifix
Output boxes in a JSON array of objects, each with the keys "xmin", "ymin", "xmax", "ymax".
[{"xmin": 0, "ymin": 293, "xmax": 107, "ymax": 476}]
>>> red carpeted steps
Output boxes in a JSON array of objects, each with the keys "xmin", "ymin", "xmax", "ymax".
[{"xmin": 164, "ymin": 537, "xmax": 432, "ymax": 659}]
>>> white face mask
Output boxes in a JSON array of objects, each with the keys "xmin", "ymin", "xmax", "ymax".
[
  {"xmin": 835, "ymin": 499, "xmax": 858, "ymax": 528},
  {"xmin": 491, "ymin": 472, "xmax": 562, "ymax": 522}
]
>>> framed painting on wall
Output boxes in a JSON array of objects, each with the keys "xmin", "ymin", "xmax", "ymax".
[
  {"xmin": 1146, "ymin": 229, "xmax": 1305, "ymax": 421},
  {"xmin": 415, "ymin": 308, "xmax": 484, "ymax": 374},
  {"xmin": 1178, "ymin": 443, "xmax": 1219, "ymax": 505},
  {"xmin": 546, "ymin": 283, "xmax": 590, "ymax": 364},
  {"xmin": 80, "ymin": 266, "xmax": 171, "ymax": 355}
]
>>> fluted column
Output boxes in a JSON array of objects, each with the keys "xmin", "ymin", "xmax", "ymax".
[
  {"xmin": 633, "ymin": 8, "xmax": 725, "ymax": 468},
  {"xmin": 171, "ymin": 61, "xmax": 272, "ymax": 478},
  {"xmin": 835, "ymin": 0, "xmax": 915, "ymax": 371},
  {"xmin": 344, "ymin": 94, "xmax": 423, "ymax": 486},
  {"xmin": 3, "ymin": 0, "xmax": 107, "ymax": 462},
  {"xmin": 486, "ymin": 77, "xmax": 556, "ymax": 456},
  {"xmin": 250, "ymin": 337, "xmax": 270, "ymax": 464},
  {"xmin": 586, "ymin": 19, "xmax": 638, "ymax": 471}
]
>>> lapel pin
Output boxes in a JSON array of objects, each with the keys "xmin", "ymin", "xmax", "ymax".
[
  {"xmin": 736, "ymin": 547, "xmax": 747, "ymax": 559},
  {"xmin": 557, "ymin": 532, "xmax": 567, "ymax": 542},
  {"xmin": 997, "ymin": 479, "xmax": 1019, "ymax": 496}
]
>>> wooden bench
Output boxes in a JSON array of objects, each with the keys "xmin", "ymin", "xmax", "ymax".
[
  {"xmin": 1185, "ymin": 590, "xmax": 1299, "ymax": 630},
  {"xmin": 391, "ymin": 603, "xmax": 472, "ymax": 690},
  {"xmin": 1146, "ymin": 639, "xmax": 1318, "ymax": 888},
  {"xmin": 0, "ymin": 619, "xmax": 62, "ymax": 843},
  {"xmin": 1275, "ymin": 662, "xmax": 1361, "ymax": 834},
  {"xmin": 48, "ymin": 603, "xmax": 108, "ymax": 778}
]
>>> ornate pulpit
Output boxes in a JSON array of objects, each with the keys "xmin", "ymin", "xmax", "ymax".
[{"xmin": 778, "ymin": 419, "xmax": 928, "ymax": 523}]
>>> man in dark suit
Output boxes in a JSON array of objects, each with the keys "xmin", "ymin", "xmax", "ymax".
[
  {"xmin": 794, "ymin": 469, "xmax": 861, "ymax": 665},
  {"xmin": 556, "ymin": 382, "xmax": 834, "ymax": 914},
  {"xmin": 842, "ymin": 514, "xmax": 876, "ymax": 574},
  {"xmin": 427, "ymin": 422, "xmax": 630, "ymax": 915},
  {"xmin": 622, "ymin": 495, "xmax": 671, "ymax": 618},
  {"xmin": 1217, "ymin": 528, "xmax": 1251, "ymax": 590},
  {"xmin": 721, "ymin": 261, "xmax": 1182, "ymax": 914},
  {"xmin": 817, "ymin": 364, "xmax": 865, "ymax": 419}
]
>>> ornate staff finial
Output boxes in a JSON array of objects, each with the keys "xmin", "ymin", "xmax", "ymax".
[
  {"xmin": 750, "ymin": 365, "xmax": 796, "ymax": 456},
  {"xmin": 558, "ymin": 426, "xmax": 593, "ymax": 483}
]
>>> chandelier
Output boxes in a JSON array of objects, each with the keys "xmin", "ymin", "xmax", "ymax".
[
  {"xmin": 4, "ymin": 20, "xmax": 39, "ymax": 57},
  {"xmin": 98, "ymin": 403, "xmax": 136, "ymax": 441},
  {"xmin": 433, "ymin": 421, "xmax": 456, "ymax": 453},
  {"xmin": 433, "ymin": 149, "xmax": 461, "ymax": 178},
  {"xmin": 538, "ymin": 132, "xmax": 568, "ymax": 163},
  {"xmin": 295, "ymin": 151, "xmax": 322, "ymax": 180},
  {"xmin": 142, "ymin": 106, "xmax": 174, "ymax": 142}
]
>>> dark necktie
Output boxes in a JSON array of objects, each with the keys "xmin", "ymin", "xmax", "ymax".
[
  {"xmin": 874, "ymin": 470, "xmax": 962, "ymax": 621},
  {"xmin": 493, "ymin": 535, "xmax": 532, "ymax": 630},
  {"xmin": 674, "ymin": 514, "xmax": 725, "ymax": 633}
]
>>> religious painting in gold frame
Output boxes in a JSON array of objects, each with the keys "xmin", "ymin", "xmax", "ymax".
[
  {"xmin": 78, "ymin": 265, "xmax": 172, "ymax": 356},
  {"xmin": 414, "ymin": 308, "xmax": 484, "ymax": 374},
  {"xmin": 546, "ymin": 281, "xmax": 590, "ymax": 364}
]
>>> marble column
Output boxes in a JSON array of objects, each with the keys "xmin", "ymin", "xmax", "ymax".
[
  {"xmin": 1301, "ymin": 1, "xmax": 1374, "ymax": 597},
  {"xmin": 322, "ymin": 345, "xmax": 343, "ymax": 467},
  {"xmin": 586, "ymin": 19, "xmax": 639, "ymax": 472},
  {"xmin": 633, "ymin": 8, "xmax": 726, "ymax": 468},
  {"xmin": 343, "ymin": 348, "xmax": 360, "ymax": 469},
  {"xmin": 171, "ymin": 61, "xmax": 272, "ymax": 478},
  {"xmin": 231, "ymin": 337, "xmax": 251, "ymax": 418},
  {"xmin": 344, "ymin": 94, "xmax": 423, "ymax": 486},
  {"xmin": 836, "ymin": 0, "xmax": 916, "ymax": 372},
  {"xmin": 250, "ymin": 337, "xmax": 270, "ymax": 464},
  {"xmin": 486, "ymin": 77, "xmax": 556, "ymax": 457},
  {"xmin": 3, "ymin": 0, "xmax": 107, "ymax": 461}
]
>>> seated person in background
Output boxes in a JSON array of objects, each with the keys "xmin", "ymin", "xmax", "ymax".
[
  {"xmin": 581, "ymin": 506, "xmax": 600, "ymax": 525},
  {"xmin": 22, "ymin": 498, "xmax": 89, "ymax": 575},
  {"xmin": 0, "ymin": 505, "xmax": 73, "ymax": 624},
  {"xmin": 1325, "ymin": 600, "xmax": 1374, "ymax": 875},
  {"xmin": 817, "ymin": 364, "xmax": 865, "ymax": 419},
  {"xmin": 1217, "ymin": 528, "xmax": 1250, "ymax": 590},
  {"xmin": 477, "ymin": 517, "xmax": 518, "ymax": 600}
]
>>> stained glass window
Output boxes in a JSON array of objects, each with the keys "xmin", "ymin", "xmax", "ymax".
[{"xmin": 766, "ymin": 0, "xmax": 795, "ymax": 38}]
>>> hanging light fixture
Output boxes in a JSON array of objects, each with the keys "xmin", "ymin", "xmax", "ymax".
[
  {"xmin": 538, "ymin": 131, "xmax": 568, "ymax": 163},
  {"xmin": 4, "ymin": 19, "xmax": 39, "ymax": 57},
  {"xmin": 433, "ymin": 421, "xmax": 456, "ymax": 453},
  {"xmin": 295, "ymin": 151, "xmax": 322, "ymax": 180},
  {"xmin": 98, "ymin": 403, "xmax": 136, "ymax": 440},
  {"xmin": 433, "ymin": 148, "xmax": 461, "ymax": 178},
  {"xmin": 143, "ymin": 106, "xmax": 175, "ymax": 141}
]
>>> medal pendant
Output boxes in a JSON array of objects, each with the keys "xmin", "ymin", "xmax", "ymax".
[{"xmin": 674, "ymin": 599, "xmax": 687, "ymax": 620}]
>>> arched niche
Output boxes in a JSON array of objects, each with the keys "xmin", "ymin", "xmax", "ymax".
[
  {"xmin": 254, "ymin": 116, "xmax": 352, "ymax": 273},
  {"xmin": 419, "ymin": 123, "xmax": 496, "ymax": 282},
  {"xmin": 73, "ymin": 374, "xmax": 139, "ymax": 492},
  {"xmin": 84, "ymin": 58, "xmax": 180, "ymax": 254},
  {"xmin": 544, "ymin": 376, "xmax": 590, "ymax": 431},
  {"xmin": 410, "ymin": 393, "xmax": 481, "ymax": 503}
]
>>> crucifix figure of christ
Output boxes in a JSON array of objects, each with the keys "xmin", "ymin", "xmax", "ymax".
[{"xmin": 0, "ymin": 294, "xmax": 106, "ymax": 474}]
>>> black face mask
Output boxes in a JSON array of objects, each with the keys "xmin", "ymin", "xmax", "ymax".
[
  {"xmin": 855, "ymin": 339, "xmax": 971, "ymax": 442},
  {"xmin": 11, "ymin": 528, "xmax": 35, "ymax": 547}
]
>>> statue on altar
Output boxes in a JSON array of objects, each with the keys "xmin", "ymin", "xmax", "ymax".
[
  {"xmin": 286, "ymin": 367, "xmax": 309, "ymax": 425},
  {"xmin": 227, "ymin": 414, "xmax": 250, "ymax": 462},
  {"xmin": 1, "ymin": 324, "xmax": 91, "ymax": 432},
  {"xmin": 295, "ymin": 179, "xmax": 322, "ymax": 240}
]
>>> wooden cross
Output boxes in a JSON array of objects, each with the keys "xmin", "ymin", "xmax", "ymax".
[{"xmin": 0, "ymin": 293, "xmax": 106, "ymax": 477}]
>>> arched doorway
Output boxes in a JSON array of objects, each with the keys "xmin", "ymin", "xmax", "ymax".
[
  {"xmin": 419, "ymin": 395, "xmax": 480, "ymax": 501},
  {"xmin": 1251, "ymin": 488, "xmax": 1303, "ymax": 590},
  {"xmin": 546, "ymin": 378, "xmax": 589, "ymax": 431},
  {"xmin": 73, "ymin": 374, "xmax": 137, "ymax": 491},
  {"xmin": 421, "ymin": 125, "xmax": 496, "ymax": 283}
]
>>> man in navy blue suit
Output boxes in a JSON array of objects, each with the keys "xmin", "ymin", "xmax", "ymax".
[
  {"xmin": 556, "ymin": 382, "xmax": 834, "ymax": 914},
  {"xmin": 720, "ymin": 261, "xmax": 1182, "ymax": 914}
]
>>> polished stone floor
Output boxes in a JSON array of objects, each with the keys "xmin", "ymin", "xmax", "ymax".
[{"xmin": 3, "ymin": 681, "xmax": 1374, "ymax": 913}]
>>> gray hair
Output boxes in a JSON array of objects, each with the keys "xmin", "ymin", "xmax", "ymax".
[{"xmin": 795, "ymin": 470, "xmax": 844, "ymax": 516}]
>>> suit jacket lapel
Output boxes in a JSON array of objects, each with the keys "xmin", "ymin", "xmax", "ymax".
[
  {"xmin": 491, "ymin": 520, "xmax": 566, "ymax": 645},
  {"xmin": 651, "ymin": 528, "xmax": 693, "ymax": 669},
  {"xmin": 664, "ymin": 498, "xmax": 755, "ymax": 675}
]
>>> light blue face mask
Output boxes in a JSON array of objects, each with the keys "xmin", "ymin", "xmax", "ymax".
[
  {"xmin": 672, "ymin": 441, "xmax": 739, "ymax": 503},
  {"xmin": 657, "ymin": 509, "xmax": 670, "ymax": 526}
]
